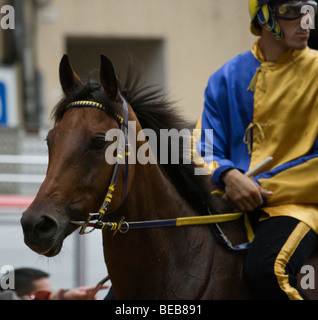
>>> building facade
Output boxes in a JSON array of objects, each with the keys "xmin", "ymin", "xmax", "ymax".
[{"xmin": 1, "ymin": 0, "xmax": 255, "ymax": 128}]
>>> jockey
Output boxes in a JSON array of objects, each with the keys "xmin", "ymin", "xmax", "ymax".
[{"xmin": 198, "ymin": 0, "xmax": 318, "ymax": 299}]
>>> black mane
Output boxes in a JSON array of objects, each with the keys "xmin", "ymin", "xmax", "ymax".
[{"xmin": 52, "ymin": 68, "xmax": 230, "ymax": 215}]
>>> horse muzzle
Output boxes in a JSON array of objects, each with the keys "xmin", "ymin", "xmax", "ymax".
[{"xmin": 20, "ymin": 211, "xmax": 67, "ymax": 257}]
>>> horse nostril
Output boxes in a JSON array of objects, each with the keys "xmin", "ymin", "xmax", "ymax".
[{"xmin": 34, "ymin": 216, "xmax": 58, "ymax": 238}]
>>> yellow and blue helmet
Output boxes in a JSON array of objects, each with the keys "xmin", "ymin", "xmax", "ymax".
[{"xmin": 249, "ymin": 0, "xmax": 283, "ymax": 39}]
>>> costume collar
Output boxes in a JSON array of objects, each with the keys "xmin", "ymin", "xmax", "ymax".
[{"xmin": 251, "ymin": 38, "xmax": 308, "ymax": 65}]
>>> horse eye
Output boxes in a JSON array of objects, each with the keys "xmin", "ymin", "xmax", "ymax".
[{"xmin": 90, "ymin": 138, "xmax": 106, "ymax": 150}]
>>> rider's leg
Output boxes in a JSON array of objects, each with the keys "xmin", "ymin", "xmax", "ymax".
[{"xmin": 244, "ymin": 216, "xmax": 318, "ymax": 300}]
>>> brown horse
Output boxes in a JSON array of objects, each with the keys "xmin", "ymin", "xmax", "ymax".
[{"xmin": 21, "ymin": 55, "xmax": 318, "ymax": 299}]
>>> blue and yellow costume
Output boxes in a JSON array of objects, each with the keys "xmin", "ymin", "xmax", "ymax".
[
  {"xmin": 201, "ymin": 40, "xmax": 318, "ymax": 234},
  {"xmin": 198, "ymin": 0, "xmax": 318, "ymax": 299}
]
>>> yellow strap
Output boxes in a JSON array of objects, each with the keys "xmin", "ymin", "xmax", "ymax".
[
  {"xmin": 112, "ymin": 217, "xmax": 125, "ymax": 236},
  {"xmin": 176, "ymin": 212, "xmax": 243, "ymax": 227},
  {"xmin": 274, "ymin": 222, "xmax": 309, "ymax": 300},
  {"xmin": 110, "ymin": 222, "xmax": 117, "ymax": 231},
  {"xmin": 211, "ymin": 190, "xmax": 224, "ymax": 197},
  {"xmin": 244, "ymin": 213, "xmax": 255, "ymax": 243}
]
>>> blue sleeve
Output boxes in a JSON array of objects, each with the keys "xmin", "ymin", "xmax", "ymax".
[
  {"xmin": 201, "ymin": 75, "xmax": 235, "ymax": 187},
  {"xmin": 200, "ymin": 51, "xmax": 260, "ymax": 187}
]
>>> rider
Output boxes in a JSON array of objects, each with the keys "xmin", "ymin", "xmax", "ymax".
[{"xmin": 198, "ymin": 0, "xmax": 318, "ymax": 299}]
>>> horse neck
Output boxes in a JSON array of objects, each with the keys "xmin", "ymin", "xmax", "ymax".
[
  {"xmin": 125, "ymin": 162, "xmax": 195, "ymax": 220},
  {"xmin": 102, "ymin": 161, "xmax": 212, "ymax": 299},
  {"xmin": 101, "ymin": 117, "xmax": 216, "ymax": 299}
]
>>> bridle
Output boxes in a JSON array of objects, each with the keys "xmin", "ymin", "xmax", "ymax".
[{"xmin": 67, "ymin": 95, "xmax": 130, "ymax": 234}]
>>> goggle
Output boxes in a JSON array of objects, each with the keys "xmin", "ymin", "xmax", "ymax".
[{"xmin": 274, "ymin": 1, "xmax": 318, "ymax": 20}]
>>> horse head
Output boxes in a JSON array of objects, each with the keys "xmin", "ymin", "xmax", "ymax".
[{"xmin": 21, "ymin": 55, "xmax": 133, "ymax": 256}]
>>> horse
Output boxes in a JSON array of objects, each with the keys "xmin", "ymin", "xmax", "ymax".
[{"xmin": 20, "ymin": 55, "xmax": 318, "ymax": 299}]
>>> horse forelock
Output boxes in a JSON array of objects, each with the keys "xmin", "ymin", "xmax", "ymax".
[{"xmin": 52, "ymin": 80, "xmax": 119, "ymax": 126}]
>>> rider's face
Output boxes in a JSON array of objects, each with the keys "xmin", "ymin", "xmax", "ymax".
[{"xmin": 277, "ymin": 12, "xmax": 312, "ymax": 50}]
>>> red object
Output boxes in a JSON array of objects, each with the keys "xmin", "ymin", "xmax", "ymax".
[
  {"xmin": 32, "ymin": 291, "xmax": 52, "ymax": 300},
  {"xmin": 0, "ymin": 194, "xmax": 34, "ymax": 208}
]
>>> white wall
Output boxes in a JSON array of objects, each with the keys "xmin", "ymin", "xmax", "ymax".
[{"xmin": 35, "ymin": 0, "xmax": 256, "ymax": 125}]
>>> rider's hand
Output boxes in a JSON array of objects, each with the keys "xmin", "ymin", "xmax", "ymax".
[{"xmin": 221, "ymin": 169, "xmax": 273, "ymax": 212}]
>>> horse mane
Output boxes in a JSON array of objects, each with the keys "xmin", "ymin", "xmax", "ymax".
[
  {"xmin": 52, "ymin": 66, "xmax": 230, "ymax": 215},
  {"xmin": 122, "ymin": 67, "xmax": 233, "ymax": 214}
]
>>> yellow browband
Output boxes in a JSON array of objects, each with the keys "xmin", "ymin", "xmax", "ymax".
[{"xmin": 67, "ymin": 100, "xmax": 125, "ymax": 124}]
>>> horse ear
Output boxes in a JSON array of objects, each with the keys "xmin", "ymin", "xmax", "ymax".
[
  {"xmin": 100, "ymin": 55, "xmax": 118, "ymax": 101},
  {"xmin": 59, "ymin": 55, "xmax": 82, "ymax": 95}
]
